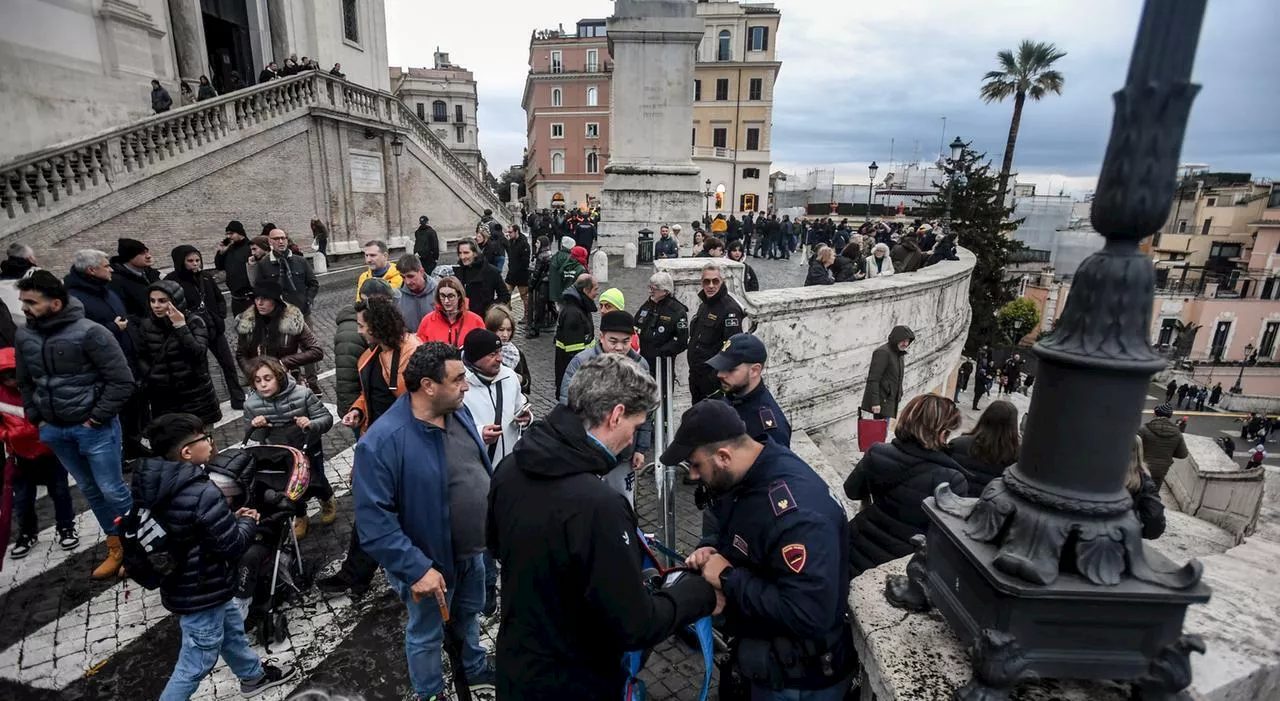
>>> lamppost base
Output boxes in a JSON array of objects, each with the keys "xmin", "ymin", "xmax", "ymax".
[{"xmin": 888, "ymin": 497, "xmax": 1211, "ymax": 698}]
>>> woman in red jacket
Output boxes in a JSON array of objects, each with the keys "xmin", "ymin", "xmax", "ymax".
[{"xmin": 415, "ymin": 276, "xmax": 484, "ymax": 347}]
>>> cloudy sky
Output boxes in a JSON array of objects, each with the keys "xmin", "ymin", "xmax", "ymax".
[{"xmin": 386, "ymin": 0, "xmax": 1279, "ymax": 198}]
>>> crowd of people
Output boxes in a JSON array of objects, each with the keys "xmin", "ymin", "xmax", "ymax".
[
  {"xmin": 148, "ymin": 52, "xmax": 348, "ymax": 115},
  {"xmin": 0, "ymin": 202, "xmax": 1227, "ymax": 701}
]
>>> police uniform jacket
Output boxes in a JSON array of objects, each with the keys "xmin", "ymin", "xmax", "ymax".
[
  {"xmin": 636, "ymin": 295, "xmax": 689, "ymax": 360},
  {"xmin": 688, "ymin": 286, "xmax": 745, "ymax": 371},
  {"xmin": 725, "ymin": 382, "xmax": 791, "ymax": 448},
  {"xmin": 707, "ymin": 440, "xmax": 853, "ymax": 688}
]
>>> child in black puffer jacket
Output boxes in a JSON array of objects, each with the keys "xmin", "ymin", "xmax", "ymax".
[{"xmin": 132, "ymin": 413, "xmax": 297, "ymax": 699}]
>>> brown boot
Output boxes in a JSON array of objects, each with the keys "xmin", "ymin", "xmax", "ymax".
[
  {"xmin": 92, "ymin": 535, "xmax": 124, "ymax": 580},
  {"xmin": 293, "ymin": 515, "xmax": 309, "ymax": 540},
  {"xmin": 319, "ymin": 498, "xmax": 338, "ymax": 526}
]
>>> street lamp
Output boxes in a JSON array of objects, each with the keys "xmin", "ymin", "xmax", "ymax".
[
  {"xmin": 390, "ymin": 134, "xmax": 404, "ymax": 158},
  {"xmin": 886, "ymin": 2, "xmax": 1212, "ymax": 699},
  {"xmin": 943, "ymin": 137, "xmax": 964, "ymax": 230},
  {"xmin": 1231, "ymin": 342, "xmax": 1256, "ymax": 394},
  {"xmin": 703, "ymin": 178, "xmax": 713, "ymax": 221},
  {"xmin": 866, "ymin": 161, "xmax": 878, "ymax": 219}
]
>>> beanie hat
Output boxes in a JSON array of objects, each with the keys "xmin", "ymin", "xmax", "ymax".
[
  {"xmin": 570, "ymin": 246, "xmax": 588, "ymax": 266},
  {"xmin": 1154, "ymin": 403, "xmax": 1173, "ymax": 418},
  {"xmin": 419, "ymin": 215, "xmax": 429, "ymax": 225},
  {"xmin": 560, "ymin": 236, "xmax": 576, "ymax": 251},
  {"xmin": 251, "ymin": 235, "xmax": 271, "ymax": 251},
  {"xmin": 225, "ymin": 220, "xmax": 246, "ymax": 236},
  {"xmin": 147, "ymin": 280, "xmax": 186, "ymax": 311},
  {"xmin": 462, "ymin": 328, "xmax": 503, "ymax": 362},
  {"xmin": 117, "ymin": 238, "xmax": 148, "ymax": 260},
  {"xmin": 598, "ymin": 287, "xmax": 625, "ymax": 312},
  {"xmin": 600, "ymin": 310, "xmax": 635, "ymax": 335},
  {"xmin": 253, "ymin": 279, "xmax": 284, "ymax": 305}
]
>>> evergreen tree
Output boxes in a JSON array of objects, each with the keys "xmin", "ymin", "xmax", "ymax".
[{"xmin": 916, "ymin": 143, "xmax": 1025, "ymax": 353}]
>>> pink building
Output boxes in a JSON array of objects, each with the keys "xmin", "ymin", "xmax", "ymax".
[{"xmin": 523, "ymin": 19, "xmax": 613, "ymax": 212}]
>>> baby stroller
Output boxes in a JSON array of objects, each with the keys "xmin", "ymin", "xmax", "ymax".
[{"xmin": 205, "ymin": 427, "xmax": 314, "ymax": 649}]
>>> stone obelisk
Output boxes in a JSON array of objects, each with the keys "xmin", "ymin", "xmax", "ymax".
[{"xmin": 597, "ymin": 0, "xmax": 704, "ymax": 253}]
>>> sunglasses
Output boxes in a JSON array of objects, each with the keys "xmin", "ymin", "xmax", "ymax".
[{"xmin": 183, "ymin": 434, "xmax": 213, "ymax": 450}]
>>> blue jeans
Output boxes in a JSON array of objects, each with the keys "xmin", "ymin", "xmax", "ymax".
[
  {"xmin": 159, "ymin": 599, "xmax": 264, "ymax": 701},
  {"xmin": 38, "ymin": 418, "xmax": 129, "ymax": 535},
  {"xmin": 390, "ymin": 553, "xmax": 487, "ymax": 698},
  {"xmin": 495, "ymin": 255, "xmax": 506, "ymax": 275},
  {"xmin": 13, "ymin": 454, "xmax": 75, "ymax": 534}
]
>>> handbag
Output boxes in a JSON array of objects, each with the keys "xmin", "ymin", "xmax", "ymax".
[{"xmin": 857, "ymin": 409, "xmax": 889, "ymax": 451}]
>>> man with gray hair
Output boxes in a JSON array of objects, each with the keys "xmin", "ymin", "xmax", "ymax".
[
  {"xmin": 0, "ymin": 242, "xmax": 37, "ymax": 327},
  {"xmin": 636, "ymin": 270, "xmax": 689, "ymax": 378},
  {"xmin": 688, "ymin": 261, "xmax": 745, "ymax": 403},
  {"xmin": 488, "ymin": 353, "xmax": 720, "ymax": 696}
]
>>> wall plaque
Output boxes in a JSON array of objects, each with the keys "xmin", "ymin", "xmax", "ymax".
[{"xmin": 349, "ymin": 152, "xmax": 384, "ymax": 193}]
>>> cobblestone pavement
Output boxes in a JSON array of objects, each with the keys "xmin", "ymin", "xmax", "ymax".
[{"xmin": 0, "ymin": 251, "xmax": 813, "ymax": 700}]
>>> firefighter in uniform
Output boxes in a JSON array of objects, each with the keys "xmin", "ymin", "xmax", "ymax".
[
  {"xmin": 636, "ymin": 271, "xmax": 689, "ymax": 381},
  {"xmin": 665, "ymin": 401, "xmax": 855, "ymax": 700},
  {"xmin": 687, "ymin": 263, "xmax": 745, "ymax": 404}
]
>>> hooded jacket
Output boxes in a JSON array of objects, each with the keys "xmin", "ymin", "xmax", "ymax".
[
  {"xmin": 213, "ymin": 237, "xmax": 254, "ymax": 301},
  {"xmin": 130, "ymin": 458, "xmax": 256, "ymax": 614},
  {"xmin": 505, "ymin": 233, "xmax": 532, "ymax": 286},
  {"xmin": 554, "ymin": 286, "xmax": 596, "ymax": 357},
  {"xmin": 243, "ymin": 374, "xmax": 333, "ymax": 448},
  {"xmin": 414, "ymin": 220, "xmax": 440, "ymax": 269},
  {"xmin": 354, "ymin": 397, "xmax": 491, "ymax": 588},
  {"xmin": 890, "ymin": 236, "xmax": 925, "ymax": 273},
  {"xmin": 333, "ymin": 303, "xmax": 368, "ymax": 419},
  {"xmin": 234, "ymin": 302, "xmax": 322, "ymax": 375},
  {"xmin": 844, "ymin": 438, "xmax": 969, "ymax": 576},
  {"xmin": 487, "ymin": 404, "xmax": 716, "ymax": 698},
  {"xmin": 165, "ymin": 246, "xmax": 228, "ymax": 335},
  {"xmin": 454, "ymin": 257, "xmax": 509, "ymax": 319},
  {"xmin": 138, "ymin": 281, "xmax": 221, "ymax": 425},
  {"xmin": 558, "ymin": 345, "xmax": 652, "ymax": 456},
  {"xmin": 256, "ymin": 250, "xmax": 319, "ymax": 315},
  {"xmin": 832, "ymin": 254, "xmax": 863, "ymax": 283},
  {"xmin": 860, "ymin": 325, "xmax": 914, "ymax": 418},
  {"xmin": 397, "ymin": 278, "xmax": 438, "ymax": 331},
  {"xmin": 356, "ymin": 263, "xmax": 404, "ymax": 300},
  {"xmin": 15, "ymin": 297, "xmax": 135, "ymax": 427},
  {"xmin": 108, "ymin": 257, "xmax": 161, "ymax": 320},
  {"xmin": 805, "ymin": 257, "xmax": 834, "ymax": 286},
  {"xmin": 1138, "ymin": 417, "xmax": 1189, "ymax": 487}
]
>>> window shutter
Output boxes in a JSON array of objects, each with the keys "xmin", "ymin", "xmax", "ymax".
[{"xmin": 762, "ymin": 27, "xmax": 770, "ymax": 51}]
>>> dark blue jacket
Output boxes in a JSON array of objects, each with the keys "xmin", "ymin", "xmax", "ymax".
[
  {"xmin": 725, "ymin": 381, "xmax": 791, "ymax": 448},
  {"xmin": 353, "ymin": 395, "xmax": 491, "ymax": 587},
  {"xmin": 708, "ymin": 440, "xmax": 850, "ymax": 644},
  {"xmin": 64, "ymin": 268, "xmax": 138, "ymax": 365},
  {"xmin": 655, "ymin": 236, "xmax": 679, "ymax": 259}
]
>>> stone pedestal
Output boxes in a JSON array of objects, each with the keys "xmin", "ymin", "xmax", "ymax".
[{"xmin": 597, "ymin": 0, "xmax": 704, "ymax": 253}]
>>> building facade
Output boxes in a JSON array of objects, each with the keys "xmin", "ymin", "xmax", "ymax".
[
  {"xmin": 391, "ymin": 51, "xmax": 485, "ymax": 179},
  {"xmin": 523, "ymin": 19, "xmax": 611, "ymax": 211},
  {"xmin": 0, "ymin": 0, "xmax": 390, "ymax": 163},
  {"xmin": 691, "ymin": 0, "xmax": 780, "ymax": 216}
]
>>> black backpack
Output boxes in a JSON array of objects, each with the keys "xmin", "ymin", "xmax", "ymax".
[{"xmin": 119, "ymin": 475, "xmax": 203, "ymax": 589}]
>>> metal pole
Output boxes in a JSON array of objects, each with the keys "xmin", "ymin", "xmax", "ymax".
[
  {"xmin": 1231, "ymin": 358, "xmax": 1245, "ymax": 394},
  {"xmin": 662, "ymin": 357, "xmax": 678, "ymax": 546},
  {"xmin": 943, "ymin": 170, "xmax": 954, "ymax": 229}
]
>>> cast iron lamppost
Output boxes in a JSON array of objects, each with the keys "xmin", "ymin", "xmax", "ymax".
[
  {"xmin": 942, "ymin": 136, "xmax": 964, "ymax": 230},
  {"xmin": 1230, "ymin": 342, "xmax": 1256, "ymax": 394},
  {"xmin": 866, "ymin": 161, "xmax": 878, "ymax": 219},
  {"xmin": 886, "ymin": 2, "xmax": 1212, "ymax": 700},
  {"xmin": 704, "ymin": 178, "xmax": 713, "ymax": 222}
]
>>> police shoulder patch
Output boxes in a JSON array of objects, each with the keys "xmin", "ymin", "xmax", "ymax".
[
  {"xmin": 782, "ymin": 543, "xmax": 807, "ymax": 573},
  {"xmin": 768, "ymin": 480, "xmax": 797, "ymax": 517},
  {"xmin": 759, "ymin": 406, "xmax": 776, "ymax": 429},
  {"xmin": 676, "ymin": 318, "xmax": 688, "ymax": 329}
]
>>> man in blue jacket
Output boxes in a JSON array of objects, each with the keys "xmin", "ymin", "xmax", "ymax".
[{"xmin": 353, "ymin": 342, "xmax": 495, "ymax": 699}]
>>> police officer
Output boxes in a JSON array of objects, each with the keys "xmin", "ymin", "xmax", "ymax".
[
  {"xmin": 665, "ymin": 401, "xmax": 855, "ymax": 700},
  {"xmin": 707, "ymin": 333, "xmax": 791, "ymax": 447},
  {"xmin": 688, "ymin": 262, "xmax": 745, "ymax": 404},
  {"xmin": 636, "ymin": 270, "xmax": 689, "ymax": 379}
]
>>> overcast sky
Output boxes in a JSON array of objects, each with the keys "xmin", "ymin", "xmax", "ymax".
[{"xmin": 386, "ymin": 0, "xmax": 1279, "ymax": 198}]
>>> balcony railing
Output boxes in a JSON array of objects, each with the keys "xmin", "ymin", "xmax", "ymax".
[
  {"xmin": 533, "ymin": 63, "xmax": 613, "ymax": 76},
  {"xmin": 692, "ymin": 146, "xmax": 735, "ymax": 160}
]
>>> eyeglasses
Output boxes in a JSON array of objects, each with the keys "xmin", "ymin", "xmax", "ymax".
[
  {"xmin": 438, "ymin": 292, "xmax": 459, "ymax": 300},
  {"xmin": 701, "ymin": 278, "xmax": 722, "ymax": 286},
  {"xmin": 183, "ymin": 434, "xmax": 213, "ymax": 449}
]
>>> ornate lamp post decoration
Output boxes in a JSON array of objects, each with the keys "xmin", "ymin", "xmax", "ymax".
[
  {"xmin": 886, "ymin": 2, "xmax": 1212, "ymax": 700},
  {"xmin": 943, "ymin": 136, "xmax": 965, "ymax": 230},
  {"xmin": 703, "ymin": 177, "xmax": 713, "ymax": 221},
  {"xmin": 866, "ymin": 161, "xmax": 878, "ymax": 217},
  {"xmin": 1230, "ymin": 342, "xmax": 1256, "ymax": 394}
]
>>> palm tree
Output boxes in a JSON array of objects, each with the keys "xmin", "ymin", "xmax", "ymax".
[{"xmin": 980, "ymin": 40, "xmax": 1067, "ymax": 205}]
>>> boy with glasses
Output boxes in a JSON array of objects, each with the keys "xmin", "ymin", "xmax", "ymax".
[{"xmin": 131, "ymin": 413, "xmax": 297, "ymax": 700}]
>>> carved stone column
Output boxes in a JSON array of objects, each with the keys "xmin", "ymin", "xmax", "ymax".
[
  {"xmin": 166, "ymin": 0, "xmax": 207, "ymax": 82},
  {"xmin": 265, "ymin": 0, "xmax": 291, "ymax": 65}
]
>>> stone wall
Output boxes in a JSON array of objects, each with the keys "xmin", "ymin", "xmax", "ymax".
[
  {"xmin": 1165, "ymin": 434, "xmax": 1266, "ymax": 542},
  {"xmin": 654, "ymin": 250, "xmax": 974, "ymax": 443},
  {"xmin": 1215, "ymin": 391, "xmax": 1280, "ymax": 415}
]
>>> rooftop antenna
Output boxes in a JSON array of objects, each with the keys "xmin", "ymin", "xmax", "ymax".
[
  {"xmin": 889, "ymin": 137, "xmax": 895, "ymax": 170},
  {"xmin": 938, "ymin": 116, "xmax": 947, "ymax": 160}
]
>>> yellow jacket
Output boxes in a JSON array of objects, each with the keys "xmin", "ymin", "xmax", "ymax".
[
  {"xmin": 711, "ymin": 218, "xmax": 728, "ymax": 234},
  {"xmin": 356, "ymin": 263, "xmax": 404, "ymax": 300}
]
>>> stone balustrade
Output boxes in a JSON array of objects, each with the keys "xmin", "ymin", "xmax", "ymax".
[
  {"xmin": 0, "ymin": 70, "xmax": 507, "ymax": 240},
  {"xmin": 654, "ymin": 250, "xmax": 974, "ymax": 443},
  {"xmin": 1165, "ymin": 433, "xmax": 1266, "ymax": 542}
]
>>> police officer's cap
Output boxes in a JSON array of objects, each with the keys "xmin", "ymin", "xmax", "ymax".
[
  {"xmin": 706, "ymin": 333, "xmax": 767, "ymax": 372},
  {"xmin": 660, "ymin": 400, "xmax": 747, "ymax": 465}
]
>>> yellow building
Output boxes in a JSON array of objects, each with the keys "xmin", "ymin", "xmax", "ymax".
[{"xmin": 692, "ymin": 0, "xmax": 781, "ymax": 217}]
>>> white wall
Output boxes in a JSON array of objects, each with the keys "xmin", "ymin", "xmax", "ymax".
[{"xmin": 287, "ymin": 0, "xmax": 389, "ymax": 91}]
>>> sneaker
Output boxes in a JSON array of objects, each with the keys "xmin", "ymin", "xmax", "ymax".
[
  {"xmin": 316, "ymin": 572, "xmax": 369, "ymax": 598},
  {"xmin": 468, "ymin": 664, "xmax": 496, "ymax": 694},
  {"xmin": 57, "ymin": 527, "xmax": 79, "ymax": 550},
  {"xmin": 10, "ymin": 533, "xmax": 37, "ymax": 559},
  {"xmin": 483, "ymin": 585, "xmax": 498, "ymax": 617},
  {"xmin": 240, "ymin": 662, "xmax": 298, "ymax": 697}
]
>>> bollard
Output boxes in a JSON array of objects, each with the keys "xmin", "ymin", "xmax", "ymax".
[
  {"xmin": 308, "ymin": 251, "xmax": 328, "ymax": 274},
  {"xmin": 591, "ymin": 247, "xmax": 609, "ymax": 283},
  {"xmin": 623, "ymin": 242, "xmax": 638, "ymax": 268}
]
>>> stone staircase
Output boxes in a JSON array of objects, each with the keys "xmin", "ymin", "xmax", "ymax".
[{"xmin": 0, "ymin": 70, "xmax": 508, "ymax": 264}]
